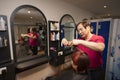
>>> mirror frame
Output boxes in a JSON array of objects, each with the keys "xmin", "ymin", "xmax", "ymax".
[
  {"xmin": 59, "ymin": 14, "xmax": 76, "ymax": 56},
  {"xmin": 60, "ymin": 14, "xmax": 76, "ymax": 47},
  {"xmin": 10, "ymin": 5, "xmax": 48, "ymax": 63}
]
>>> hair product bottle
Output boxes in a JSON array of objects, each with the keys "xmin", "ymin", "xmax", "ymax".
[{"xmin": 0, "ymin": 17, "xmax": 6, "ymax": 30}]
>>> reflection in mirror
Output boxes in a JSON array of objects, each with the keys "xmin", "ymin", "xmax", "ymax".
[
  {"xmin": 60, "ymin": 14, "xmax": 76, "ymax": 48},
  {"xmin": 11, "ymin": 5, "xmax": 47, "ymax": 62}
]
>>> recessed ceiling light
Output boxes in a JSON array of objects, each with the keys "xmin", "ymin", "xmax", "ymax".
[
  {"xmin": 104, "ymin": 5, "xmax": 107, "ymax": 8},
  {"xmin": 107, "ymin": 14, "xmax": 111, "ymax": 16}
]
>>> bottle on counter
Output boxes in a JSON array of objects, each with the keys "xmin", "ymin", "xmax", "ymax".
[
  {"xmin": 56, "ymin": 32, "xmax": 59, "ymax": 40},
  {"xmin": 0, "ymin": 17, "xmax": 6, "ymax": 31},
  {"xmin": 3, "ymin": 37, "xmax": 7, "ymax": 47},
  {"xmin": 0, "ymin": 36, "xmax": 3, "ymax": 47}
]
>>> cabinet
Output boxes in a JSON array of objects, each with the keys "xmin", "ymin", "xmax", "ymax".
[
  {"xmin": 0, "ymin": 15, "xmax": 11, "ymax": 65},
  {"xmin": 0, "ymin": 15, "xmax": 14, "ymax": 80},
  {"xmin": 48, "ymin": 21, "xmax": 64, "ymax": 66},
  {"xmin": 0, "ymin": 62, "xmax": 15, "ymax": 80},
  {"xmin": 49, "ymin": 21, "xmax": 60, "ymax": 52}
]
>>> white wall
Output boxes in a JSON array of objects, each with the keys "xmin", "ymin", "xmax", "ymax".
[
  {"xmin": 0, "ymin": 0, "xmax": 94, "ymax": 80},
  {"xmin": 0, "ymin": 0, "xmax": 94, "ymax": 59}
]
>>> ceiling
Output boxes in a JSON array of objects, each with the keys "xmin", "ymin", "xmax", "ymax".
[{"xmin": 63, "ymin": 0, "xmax": 120, "ymax": 17}]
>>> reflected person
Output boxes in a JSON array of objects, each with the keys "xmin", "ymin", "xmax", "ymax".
[
  {"xmin": 21, "ymin": 27, "xmax": 38, "ymax": 55},
  {"xmin": 16, "ymin": 37, "xmax": 30, "ymax": 58}
]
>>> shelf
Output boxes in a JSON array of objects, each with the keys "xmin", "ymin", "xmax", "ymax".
[
  {"xmin": 50, "ymin": 40, "xmax": 59, "ymax": 42},
  {"xmin": 0, "ymin": 29, "xmax": 7, "ymax": 32},
  {"xmin": 16, "ymin": 56, "xmax": 49, "ymax": 72},
  {"xmin": 0, "ymin": 46, "xmax": 7, "ymax": 48},
  {"xmin": 49, "ymin": 21, "xmax": 60, "ymax": 44},
  {"xmin": 0, "ymin": 15, "xmax": 11, "ymax": 65},
  {"xmin": 50, "ymin": 30, "xmax": 59, "ymax": 31}
]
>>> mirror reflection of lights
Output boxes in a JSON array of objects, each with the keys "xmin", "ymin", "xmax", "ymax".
[
  {"xmin": 28, "ymin": 10, "xmax": 31, "ymax": 13},
  {"xmin": 107, "ymin": 14, "xmax": 111, "ymax": 16}
]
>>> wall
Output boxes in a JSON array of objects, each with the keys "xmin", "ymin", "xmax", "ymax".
[
  {"xmin": 0, "ymin": 0, "xmax": 94, "ymax": 80},
  {"xmin": 0, "ymin": 0, "xmax": 94, "ymax": 60}
]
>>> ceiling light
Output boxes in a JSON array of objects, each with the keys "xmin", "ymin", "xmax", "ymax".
[
  {"xmin": 107, "ymin": 14, "xmax": 111, "ymax": 16},
  {"xmin": 28, "ymin": 11, "xmax": 31, "ymax": 13},
  {"xmin": 104, "ymin": 5, "xmax": 107, "ymax": 8}
]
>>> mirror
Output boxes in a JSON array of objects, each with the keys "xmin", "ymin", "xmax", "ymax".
[
  {"xmin": 60, "ymin": 14, "xmax": 76, "ymax": 48},
  {"xmin": 10, "ymin": 5, "xmax": 47, "ymax": 62}
]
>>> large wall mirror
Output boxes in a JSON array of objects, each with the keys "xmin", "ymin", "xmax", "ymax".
[
  {"xmin": 60, "ymin": 14, "xmax": 76, "ymax": 49},
  {"xmin": 10, "ymin": 5, "xmax": 47, "ymax": 63}
]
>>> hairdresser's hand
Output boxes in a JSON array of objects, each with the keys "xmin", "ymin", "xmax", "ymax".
[
  {"xmin": 21, "ymin": 34, "xmax": 25, "ymax": 37},
  {"xmin": 21, "ymin": 34, "xmax": 28, "ymax": 37},
  {"xmin": 61, "ymin": 38, "xmax": 69, "ymax": 46},
  {"xmin": 68, "ymin": 41, "xmax": 73, "ymax": 46},
  {"xmin": 72, "ymin": 39, "xmax": 80, "ymax": 45}
]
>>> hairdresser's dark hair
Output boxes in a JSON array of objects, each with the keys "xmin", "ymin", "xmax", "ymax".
[
  {"xmin": 76, "ymin": 19, "xmax": 91, "ymax": 31},
  {"xmin": 76, "ymin": 21, "xmax": 90, "ymax": 29},
  {"xmin": 32, "ymin": 28, "xmax": 37, "ymax": 32},
  {"xmin": 27, "ymin": 27, "xmax": 37, "ymax": 33}
]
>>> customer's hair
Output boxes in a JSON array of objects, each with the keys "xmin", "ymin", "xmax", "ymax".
[
  {"xmin": 18, "ymin": 36, "xmax": 25, "ymax": 42},
  {"xmin": 72, "ymin": 48, "xmax": 90, "ymax": 72}
]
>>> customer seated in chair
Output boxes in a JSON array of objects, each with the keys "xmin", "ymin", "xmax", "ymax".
[
  {"xmin": 49, "ymin": 48, "xmax": 90, "ymax": 80},
  {"xmin": 70, "ymin": 48, "xmax": 90, "ymax": 80}
]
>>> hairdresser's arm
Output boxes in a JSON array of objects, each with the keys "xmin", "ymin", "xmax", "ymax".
[{"xmin": 72, "ymin": 39, "xmax": 105, "ymax": 52}]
